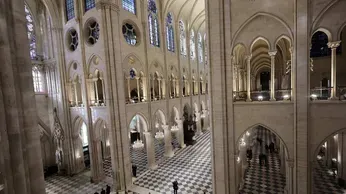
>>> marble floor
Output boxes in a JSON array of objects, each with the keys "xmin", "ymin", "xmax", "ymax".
[
  {"xmin": 313, "ymin": 159, "xmax": 346, "ymax": 193},
  {"xmin": 134, "ymin": 131, "xmax": 212, "ymax": 194},
  {"xmin": 240, "ymin": 128, "xmax": 286, "ymax": 194}
]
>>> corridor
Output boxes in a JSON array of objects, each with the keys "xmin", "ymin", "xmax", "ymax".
[{"xmin": 240, "ymin": 128, "xmax": 286, "ymax": 194}]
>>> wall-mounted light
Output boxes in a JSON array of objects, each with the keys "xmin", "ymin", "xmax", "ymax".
[
  {"xmin": 237, "ymin": 156, "xmax": 240, "ymax": 163},
  {"xmin": 246, "ymin": 131, "xmax": 250, "ymax": 136},
  {"xmin": 76, "ymin": 152, "xmax": 81, "ymax": 159},
  {"xmin": 332, "ymin": 158, "xmax": 337, "ymax": 162},
  {"xmin": 106, "ymin": 140, "xmax": 110, "ymax": 146}
]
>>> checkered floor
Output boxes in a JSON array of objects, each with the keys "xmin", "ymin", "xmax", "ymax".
[
  {"xmin": 313, "ymin": 159, "xmax": 346, "ymax": 193},
  {"xmin": 45, "ymin": 172, "xmax": 110, "ymax": 194},
  {"xmin": 240, "ymin": 128, "xmax": 286, "ymax": 194},
  {"xmin": 134, "ymin": 131, "xmax": 212, "ymax": 193}
]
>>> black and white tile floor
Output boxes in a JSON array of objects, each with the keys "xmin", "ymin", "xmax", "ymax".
[
  {"xmin": 45, "ymin": 172, "xmax": 109, "ymax": 194},
  {"xmin": 134, "ymin": 131, "xmax": 212, "ymax": 194},
  {"xmin": 240, "ymin": 128, "xmax": 286, "ymax": 194},
  {"xmin": 313, "ymin": 160, "xmax": 346, "ymax": 194}
]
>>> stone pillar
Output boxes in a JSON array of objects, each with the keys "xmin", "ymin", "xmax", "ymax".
[
  {"xmin": 0, "ymin": 0, "xmax": 46, "ymax": 192},
  {"xmin": 162, "ymin": 125, "xmax": 174, "ymax": 157},
  {"xmin": 339, "ymin": 132, "xmax": 346, "ymax": 181},
  {"xmin": 280, "ymin": 141, "xmax": 286, "ymax": 175},
  {"xmin": 136, "ymin": 77, "xmax": 140, "ymax": 101},
  {"xmin": 152, "ymin": 77, "xmax": 155, "ymax": 100},
  {"xmin": 176, "ymin": 119, "xmax": 186, "ymax": 148},
  {"xmin": 238, "ymin": 143, "xmax": 247, "ymax": 190},
  {"xmin": 246, "ymin": 55, "xmax": 252, "ymax": 101},
  {"xmin": 202, "ymin": 110, "xmax": 208, "ymax": 131},
  {"xmin": 269, "ymin": 51, "xmax": 277, "ymax": 101},
  {"xmin": 127, "ymin": 78, "xmax": 131, "ymax": 101},
  {"xmin": 195, "ymin": 112, "xmax": 202, "ymax": 135},
  {"xmin": 144, "ymin": 133, "xmax": 157, "ymax": 169},
  {"xmin": 289, "ymin": 47, "xmax": 294, "ymax": 98},
  {"xmin": 327, "ymin": 41, "xmax": 341, "ymax": 100},
  {"xmin": 285, "ymin": 159, "xmax": 294, "ymax": 194}
]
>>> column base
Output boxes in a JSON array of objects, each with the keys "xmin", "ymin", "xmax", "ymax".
[
  {"xmin": 246, "ymin": 98, "xmax": 252, "ymax": 102},
  {"xmin": 329, "ymin": 96, "xmax": 338, "ymax": 100},
  {"xmin": 149, "ymin": 164, "xmax": 158, "ymax": 170},
  {"xmin": 270, "ymin": 98, "xmax": 276, "ymax": 101},
  {"xmin": 196, "ymin": 131, "xmax": 202, "ymax": 136},
  {"xmin": 180, "ymin": 144, "xmax": 186, "ymax": 149},
  {"xmin": 164, "ymin": 151, "xmax": 174, "ymax": 158}
]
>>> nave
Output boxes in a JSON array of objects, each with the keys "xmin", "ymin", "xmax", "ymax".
[{"xmin": 240, "ymin": 128, "xmax": 286, "ymax": 194}]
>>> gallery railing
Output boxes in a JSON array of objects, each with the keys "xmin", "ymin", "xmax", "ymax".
[
  {"xmin": 275, "ymin": 89, "xmax": 292, "ymax": 101},
  {"xmin": 310, "ymin": 87, "xmax": 332, "ymax": 100}
]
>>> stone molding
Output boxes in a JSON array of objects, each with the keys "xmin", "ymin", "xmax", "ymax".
[
  {"xmin": 96, "ymin": 1, "xmax": 120, "ymax": 12},
  {"xmin": 327, "ymin": 41, "xmax": 341, "ymax": 49}
]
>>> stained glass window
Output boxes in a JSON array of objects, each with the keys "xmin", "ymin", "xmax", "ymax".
[
  {"xmin": 166, "ymin": 12, "xmax": 175, "ymax": 52},
  {"xmin": 85, "ymin": 0, "xmax": 95, "ymax": 11},
  {"xmin": 25, "ymin": 4, "xmax": 36, "ymax": 59},
  {"xmin": 198, "ymin": 33, "xmax": 204, "ymax": 63},
  {"xmin": 32, "ymin": 66, "xmax": 43, "ymax": 92},
  {"xmin": 65, "ymin": 0, "xmax": 75, "ymax": 21},
  {"xmin": 148, "ymin": 0, "xmax": 160, "ymax": 47},
  {"xmin": 179, "ymin": 20, "xmax": 187, "ymax": 56},
  {"xmin": 190, "ymin": 30, "xmax": 196, "ymax": 60},
  {"xmin": 123, "ymin": 0, "xmax": 136, "ymax": 14},
  {"xmin": 130, "ymin": 68, "xmax": 136, "ymax": 79}
]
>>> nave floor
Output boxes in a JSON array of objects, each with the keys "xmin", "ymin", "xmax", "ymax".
[
  {"xmin": 313, "ymin": 160, "xmax": 346, "ymax": 194},
  {"xmin": 134, "ymin": 131, "xmax": 212, "ymax": 194},
  {"xmin": 240, "ymin": 128, "xmax": 286, "ymax": 194}
]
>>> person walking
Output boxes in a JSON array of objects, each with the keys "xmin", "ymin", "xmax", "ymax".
[{"xmin": 173, "ymin": 180, "xmax": 179, "ymax": 194}]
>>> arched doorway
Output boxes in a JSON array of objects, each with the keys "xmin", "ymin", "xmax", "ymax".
[
  {"xmin": 129, "ymin": 114, "xmax": 156, "ymax": 177},
  {"xmin": 171, "ymin": 107, "xmax": 182, "ymax": 149},
  {"xmin": 312, "ymin": 129, "xmax": 346, "ymax": 193},
  {"xmin": 238, "ymin": 125, "xmax": 289, "ymax": 193},
  {"xmin": 72, "ymin": 117, "xmax": 90, "ymax": 174},
  {"xmin": 94, "ymin": 119, "xmax": 111, "ymax": 178}
]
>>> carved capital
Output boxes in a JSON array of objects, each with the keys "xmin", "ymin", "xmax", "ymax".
[
  {"xmin": 268, "ymin": 50, "xmax": 277, "ymax": 57},
  {"xmin": 327, "ymin": 41, "xmax": 341, "ymax": 49},
  {"xmin": 245, "ymin": 54, "xmax": 252, "ymax": 61}
]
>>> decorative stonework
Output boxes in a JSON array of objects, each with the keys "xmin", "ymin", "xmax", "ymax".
[{"xmin": 96, "ymin": 1, "xmax": 120, "ymax": 12}]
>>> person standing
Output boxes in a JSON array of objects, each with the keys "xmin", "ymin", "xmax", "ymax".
[
  {"xmin": 132, "ymin": 164, "xmax": 137, "ymax": 177},
  {"xmin": 106, "ymin": 185, "xmax": 111, "ymax": 194},
  {"xmin": 173, "ymin": 180, "xmax": 179, "ymax": 194},
  {"xmin": 101, "ymin": 188, "xmax": 106, "ymax": 194}
]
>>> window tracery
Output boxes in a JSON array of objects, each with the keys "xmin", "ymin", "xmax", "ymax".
[
  {"xmin": 179, "ymin": 20, "xmax": 187, "ymax": 56},
  {"xmin": 25, "ymin": 3, "xmax": 36, "ymax": 59},
  {"xmin": 122, "ymin": 23, "xmax": 137, "ymax": 46},
  {"xmin": 85, "ymin": 0, "xmax": 95, "ymax": 11},
  {"xmin": 166, "ymin": 12, "xmax": 175, "ymax": 52},
  {"xmin": 198, "ymin": 33, "xmax": 204, "ymax": 63},
  {"xmin": 65, "ymin": 0, "xmax": 75, "ymax": 21},
  {"xmin": 148, "ymin": 0, "xmax": 160, "ymax": 47},
  {"xmin": 122, "ymin": 0, "xmax": 136, "ymax": 14},
  {"xmin": 190, "ymin": 30, "xmax": 196, "ymax": 60},
  {"xmin": 32, "ymin": 66, "xmax": 43, "ymax": 93}
]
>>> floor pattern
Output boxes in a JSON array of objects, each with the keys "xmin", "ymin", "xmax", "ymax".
[
  {"xmin": 134, "ymin": 131, "xmax": 212, "ymax": 194},
  {"xmin": 45, "ymin": 172, "xmax": 110, "ymax": 194},
  {"xmin": 313, "ymin": 159, "xmax": 346, "ymax": 194},
  {"xmin": 240, "ymin": 128, "xmax": 286, "ymax": 194}
]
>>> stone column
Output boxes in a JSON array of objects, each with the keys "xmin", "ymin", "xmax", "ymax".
[
  {"xmin": 285, "ymin": 159, "xmax": 294, "ymax": 194},
  {"xmin": 158, "ymin": 78, "xmax": 161, "ymax": 99},
  {"xmin": 269, "ymin": 51, "xmax": 277, "ymax": 101},
  {"xmin": 176, "ymin": 119, "xmax": 186, "ymax": 148},
  {"xmin": 327, "ymin": 41, "xmax": 341, "ymax": 100},
  {"xmin": 162, "ymin": 125, "xmax": 174, "ymax": 157},
  {"xmin": 280, "ymin": 141, "xmax": 286, "ymax": 175},
  {"xmin": 289, "ymin": 47, "xmax": 294, "ymax": 98},
  {"xmin": 246, "ymin": 55, "xmax": 252, "ymax": 101},
  {"xmin": 144, "ymin": 133, "xmax": 157, "ymax": 169},
  {"xmin": 339, "ymin": 132, "xmax": 346, "ymax": 181},
  {"xmin": 152, "ymin": 77, "xmax": 155, "ymax": 100},
  {"xmin": 202, "ymin": 110, "xmax": 208, "ymax": 131},
  {"xmin": 127, "ymin": 78, "xmax": 131, "ymax": 101},
  {"xmin": 238, "ymin": 142, "xmax": 247, "ymax": 190},
  {"xmin": 0, "ymin": 0, "xmax": 46, "ymax": 192},
  {"xmin": 136, "ymin": 77, "xmax": 140, "ymax": 101},
  {"xmin": 195, "ymin": 112, "xmax": 202, "ymax": 135}
]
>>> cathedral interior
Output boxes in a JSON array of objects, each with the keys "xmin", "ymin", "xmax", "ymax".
[{"xmin": 0, "ymin": 0, "xmax": 346, "ymax": 193}]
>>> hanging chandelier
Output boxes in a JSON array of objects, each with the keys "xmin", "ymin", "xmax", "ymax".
[
  {"xmin": 132, "ymin": 139, "xmax": 144, "ymax": 150},
  {"xmin": 155, "ymin": 131, "xmax": 165, "ymax": 141},
  {"xmin": 171, "ymin": 125, "xmax": 179, "ymax": 133}
]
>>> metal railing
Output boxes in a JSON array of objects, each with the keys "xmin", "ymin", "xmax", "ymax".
[
  {"xmin": 310, "ymin": 87, "xmax": 332, "ymax": 100},
  {"xmin": 275, "ymin": 89, "xmax": 292, "ymax": 101},
  {"xmin": 233, "ymin": 91, "xmax": 247, "ymax": 102},
  {"xmin": 126, "ymin": 96, "xmax": 147, "ymax": 104},
  {"xmin": 338, "ymin": 86, "xmax": 346, "ymax": 100},
  {"xmin": 251, "ymin": 90, "xmax": 270, "ymax": 101}
]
